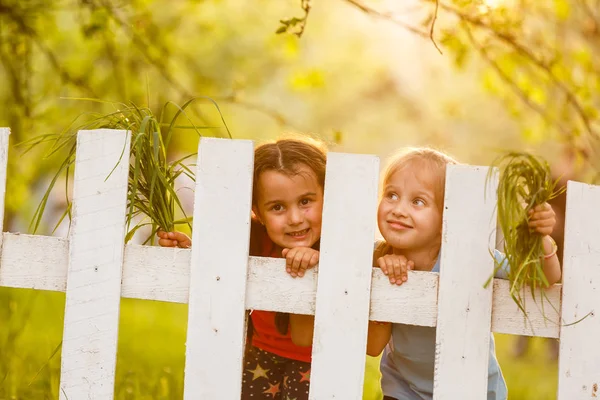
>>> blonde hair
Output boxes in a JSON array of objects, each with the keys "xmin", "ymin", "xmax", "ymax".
[{"xmin": 382, "ymin": 147, "xmax": 459, "ymax": 210}]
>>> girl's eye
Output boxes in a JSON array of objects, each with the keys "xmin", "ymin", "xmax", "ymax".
[
  {"xmin": 300, "ymin": 198, "xmax": 311, "ymax": 206},
  {"xmin": 271, "ymin": 204, "xmax": 283, "ymax": 212},
  {"xmin": 413, "ymin": 198, "xmax": 425, "ymax": 206},
  {"xmin": 387, "ymin": 192, "xmax": 399, "ymax": 201}
]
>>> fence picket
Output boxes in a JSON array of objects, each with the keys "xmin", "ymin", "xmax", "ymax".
[
  {"xmin": 558, "ymin": 181, "xmax": 600, "ymax": 399},
  {"xmin": 309, "ymin": 153, "xmax": 379, "ymax": 400},
  {"xmin": 433, "ymin": 165, "xmax": 498, "ymax": 400},
  {"xmin": 59, "ymin": 130, "xmax": 130, "ymax": 399},
  {"xmin": 183, "ymin": 138, "xmax": 254, "ymax": 399}
]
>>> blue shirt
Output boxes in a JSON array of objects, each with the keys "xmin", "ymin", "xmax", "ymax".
[{"xmin": 380, "ymin": 249, "xmax": 509, "ymax": 400}]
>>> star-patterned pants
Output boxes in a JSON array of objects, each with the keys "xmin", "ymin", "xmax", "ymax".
[{"xmin": 241, "ymin": 346, "xmax": 311, "ymax": 400}]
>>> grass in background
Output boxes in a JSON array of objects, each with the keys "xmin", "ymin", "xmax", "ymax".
[
  {"xmin": 495, "ymin": 333, "xmax": 559, "ymax": 400},
  {"xmin": 1, "ymin": 289, "xmax": 558, "ymax": 399}
]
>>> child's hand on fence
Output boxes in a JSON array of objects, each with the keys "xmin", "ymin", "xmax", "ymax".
[
  {"xmin": 281, "ymin": 247, "xmax": 319, "ymax": 278},
  {"xmin": 157, "ymin": 230, "xmax": 192, "ymax": 249},
  {"xmin": 527, "ymin": 202, "xmax": 556, "ymax": 236},
  {"xmin": 377, "ymin": 254, "xmax": 414, "ymax": 285}
]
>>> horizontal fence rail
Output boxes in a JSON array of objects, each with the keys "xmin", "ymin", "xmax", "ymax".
[
  {"xmin": 0, "ymin": 127, "xmax": 598, "ymax": 400},
  {"xmin": 0, "ymin": 232, "xmax": 564, "ymax": 338}
]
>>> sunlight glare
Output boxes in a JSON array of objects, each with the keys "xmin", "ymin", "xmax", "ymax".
[{"xmin": 483, "ymin": 0, "xmax": 503, "ymax": 8}]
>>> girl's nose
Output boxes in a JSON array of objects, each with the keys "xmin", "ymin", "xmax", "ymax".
[
  {"xmin": 288, "ymin": 207, "xmax": 304, "ymax": 225},
  {"xmin": 392, "ymin": 202, "xmax": 408, "ymax": 217}
]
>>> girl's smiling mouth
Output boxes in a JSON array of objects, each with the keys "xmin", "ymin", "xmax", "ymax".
[
  {"xmin": 387, "ymin": 220, "xmax": 413, "ymax": 230},
  {"xmin": 287, "ymin": 228, "xmax": 310, "ymax": 237}
]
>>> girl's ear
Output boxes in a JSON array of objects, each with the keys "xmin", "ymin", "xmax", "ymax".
[{"xmin": 252, "ymin": 206, "xmax": 263, "ymax": 224}]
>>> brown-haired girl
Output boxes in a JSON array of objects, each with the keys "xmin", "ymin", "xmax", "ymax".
[{"xmin": 158, "ymin": 137, "xmax": 327, "ymax": 400}]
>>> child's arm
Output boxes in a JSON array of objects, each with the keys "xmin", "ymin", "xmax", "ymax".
[
  {"xmin": 286, "ymin": 248, "xmax": 319, "ymax": 345},
  {"xmin": 290, "ymin": 314, "xmax": 315, "ymax": 347},
  {"xmin": 290, "ymin": 316, "xmax": 393, "ymax": 355},
  {"xmin": 157, "ymin": 231, "xmax": 191, "ymax": 248},
  {"xmin": 364, "ymin": 253, "xmax": 410, "ymax": 356},
  {"xmin": 366, "ymin": 321, "xmax": 392, "ymax": 357},
  {"xmin": 528, "ymin": 203, "xmax": 561, "ymax": 285}
]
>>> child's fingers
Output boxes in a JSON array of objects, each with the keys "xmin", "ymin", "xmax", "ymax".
[
  {"xmin": 529, "ymin": 219, "xmax": 554, "ymax": 235},
  {"xmin": 389, "ymin": 258, "xmax": 400, "ymax": 284},
  {"xmin": 387, "ymin": 258, "xmax": 399, "ymax": 285},
  {"xmin": 174, "ymin": 232, "xmax": 191, "ymax": 242},
  {"xmin": 536, "ymin": 202, "xmax": 552, "ymax": 212},
  {"xmin": 392, "ymin": 259, "xmax": 407, "ymax": 286},
  {"xmin": 298, "ymin": 251, "xmax": 315, "ymax": 277},
  {"xmin": 377, "ymin": 257, "xmax": 389, "ymax": 276},
  {"xmin": 528, "ymin": 210, "xmax": 555, "ymax": 221},
  {"xmin": 527, "ymin": 202, "xmax": 552, "ymax": 212},
  {"xmin": 285, "ymin": 248, "xmax": 297, "ymax": 274},
  {"xmin": 528, "ymin": 220, "xmax": 555, "ymax": 234},
  {"xmin": 303, "ymin": 250, "xmax": 318, "ymax": 270},
  {"xmin": 177, "ymin": 238, "xmax": 191, "ymax": 249},
  {"xmin": 385, "ymin": 260, "xmax": 396, "ymax": 284},
  {"xmin": 529, "ymin": 218, "xmax": 555, "ymax": 228},
  {"xmin": 288, "ymin": 250, "xmax": 305, "ymax": 277},
  {"xmin": 527, "ymin": 202, "xmax": 550, "ymax": 212},
  {"xmin": 400, "ymin": 262, "xmax": 408, "ymax": 284},
  {"xmin": 308, "ymin": 251, "xmax": 319, "ymax": 269},
  {"xmin": 158, "ymin": 238, "xmax": 176, "ymax": 247},
  {"xmin": 296, "ymin": 252, "xmax": 310, "ymax": 277},
  {"xmin": 292, "ymin": 251, "xmax": 305, "ymax": 277},
  {"xmin": 282, "ymin": 248, "xmax": 290, "ymax": 257}
]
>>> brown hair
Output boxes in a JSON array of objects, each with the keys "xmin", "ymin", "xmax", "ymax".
[
  {"xmin": 253, "ymin": 137, "xmax": 327, "ymax": 205},
  {"xmin": 382, "ymin": 147, "xmax": 459, "ymax": 211},
  {"xmin": 249, "ymin": 136, "xmax": 327, "ymax": 339}
]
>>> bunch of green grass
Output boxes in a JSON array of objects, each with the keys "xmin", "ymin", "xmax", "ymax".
[
  {"xmin": 485, "ymin": 152, "xmax": 564, "ymax": 316},
  {"xmin": 24, "ymin": 97, "xmax": 231, "ymax": 243}
]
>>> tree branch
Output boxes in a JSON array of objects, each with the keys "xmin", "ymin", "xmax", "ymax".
[
  {"xmin": 463, "ymin": 25, "xmax": 571, "ymax": 138},
  {"xmin": 581, "ymin": 0, "xmax": 600, "ymax": 27},
  {"xmin": 438, "ymin": 1, "xmax": 595, "ymax": 136},
  {"xmin": 7, "ymin": 10, "xmax": 97, "ymax": 97},
  {"xmin": 430, "ymin": 0, "xmax": 442, "ymax": 54},
  {"xmin": 95, "ymin": 0, "xmax": 290, "ymax": 128},
  {"xmin": 212, "ymin": 95, "xmax": 290, "ymax": 127},
  {"xmin": 343, "ymin": 0, "xmax": 430, "ymax": 39}
]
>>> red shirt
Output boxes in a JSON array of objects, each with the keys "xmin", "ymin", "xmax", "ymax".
[{"xmin": 248, "ymin": 220, "xmax": 312, "ymax": 363}]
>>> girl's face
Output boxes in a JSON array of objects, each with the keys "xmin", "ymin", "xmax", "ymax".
[
  {"xmin": 377, "ymin": 165, "xmax": 442, "ymax": 253},
  {"xmin": 253, "ymin": 165, "xmax": 324, "ymax": 249}
]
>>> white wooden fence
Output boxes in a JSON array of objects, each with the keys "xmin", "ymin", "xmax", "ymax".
[{"xmin": 0, "ymin": 127, "xmax": 598, "ymax": 399}]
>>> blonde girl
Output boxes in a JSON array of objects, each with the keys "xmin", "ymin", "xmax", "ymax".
[{"xmin": 367, "ymin": 148, "xmax": 561, "ymax": 400}]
